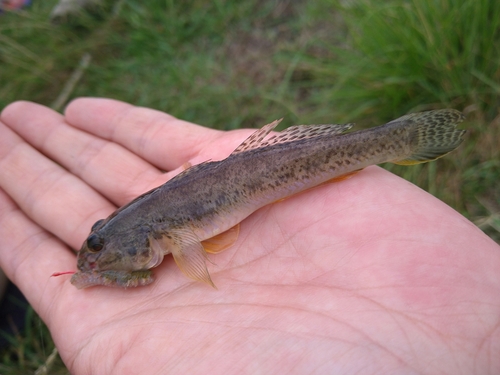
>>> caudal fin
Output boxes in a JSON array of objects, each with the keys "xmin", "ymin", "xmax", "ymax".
[{"xmin": 390, "ymin": 109, "xmax": 466, "ymax": 165}]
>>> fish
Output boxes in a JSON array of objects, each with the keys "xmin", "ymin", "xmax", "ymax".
[{"xmin": 69, "ymin": 109, "xmax": 466, "ymax": 289}]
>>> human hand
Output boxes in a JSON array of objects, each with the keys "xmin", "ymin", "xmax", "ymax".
[{"xmin": 0, "ymin": 99, "xmax": 499, "ymax": 374}]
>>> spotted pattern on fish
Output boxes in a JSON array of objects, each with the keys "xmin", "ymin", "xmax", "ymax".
[{"xmin": 70, "ymin": 109, "xmax": 466, "ymax": 288}]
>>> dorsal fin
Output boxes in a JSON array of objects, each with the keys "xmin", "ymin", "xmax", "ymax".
[
  {"xmin": 260, "ymin": 123, "xmax": 354, "ymax": 147},
  {"xmin": 231, "ymin": 120, "xmax": 354, "ymax": 155},
  {"xmin": 231, "ymin": 118, "xmax": 283, "ymax": 154},
  {"xmin": 168, "ymin": 161, "xmax": 213, "ymax": 184}
]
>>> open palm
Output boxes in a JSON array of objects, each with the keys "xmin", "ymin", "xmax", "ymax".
[{"xmin": 0, "ymin": 99, "xmax": 499, "ymax": 374}]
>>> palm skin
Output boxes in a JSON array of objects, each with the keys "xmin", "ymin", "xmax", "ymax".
[{"xmin": 0, "ymin": 98, "xmax": 499, "ymax": 375}]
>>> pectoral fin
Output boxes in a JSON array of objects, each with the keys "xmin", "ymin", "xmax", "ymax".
[
  {"xmin": 169, "ymin": 228, "xmax": 216, "ymax": 288},
  {"xmin": 201, "ymin": 224, "xmax": 240, "ymax": 254}
]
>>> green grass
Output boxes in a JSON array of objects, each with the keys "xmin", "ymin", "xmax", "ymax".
[
  {"xmin": 0, "ymin": 303, "xmax": 67, "ymax": 375},
  {"xmin": 297, "ymin": 0, "xmax": 500, "ymax": 232},
  {"xmin": 301, "ymin": 0, "xmax": 500, "ymax": 118},
  {"xmin": 0, "ymin": 0, "xmax": 499, "ymax": 372}
]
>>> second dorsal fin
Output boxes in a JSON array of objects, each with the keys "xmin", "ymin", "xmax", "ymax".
[
  {"xmin": 231, "ymin": 119, "xmax": 283, "ymax": 154},
  {"xmin": 260, "ymin": 123, "xmax": 354, "ymax": 147},
  {"xmin": 231, "ymin": 119, "xmax": 354, "ymax": 155}
]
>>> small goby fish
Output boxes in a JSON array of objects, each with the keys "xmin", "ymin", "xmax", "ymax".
[{"xmin": 70, "ymin": 109, "xmax": 466, "ymax": 288}]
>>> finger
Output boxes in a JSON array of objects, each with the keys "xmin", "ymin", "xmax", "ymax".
[
  {"xmin": 0, "ymin": 188, "xmax": 75, "ymax": 315},
  {"xmin": 1, "ymin": 101, "xmax": 162, "ymax": 205},
  {"xmin": 64, "ymin": 98, "xmax": 240, "ymax": 170},
  {"xmin": 0, "ymin": 120, "xmax": 113, "ymax": 249}
]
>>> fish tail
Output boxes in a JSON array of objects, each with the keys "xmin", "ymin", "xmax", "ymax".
[{"xmin": 391, "ymin": 109, "xmax": 466, "ymax": 165}]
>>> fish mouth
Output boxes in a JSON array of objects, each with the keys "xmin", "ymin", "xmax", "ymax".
[{"xmin": 70, "ymin": 270, "xmax": 154, "ymax": 289}]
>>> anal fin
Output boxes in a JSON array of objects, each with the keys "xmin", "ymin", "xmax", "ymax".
[
  {"xmin": 319, "ymin": 169, "xmax": 363, "ymax": 185},
  {"xmin": 182, "ymin": 162, "xmax": 193, "ymax": 170},
  {"xmin": 201, "ymin": 224, "xmax": 240, "ymax": 254}
]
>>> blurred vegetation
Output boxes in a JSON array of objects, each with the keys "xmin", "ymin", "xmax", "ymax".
[
  {"xmin": 0, "ymin": 0, "xmax": 499, "ymax": 372},
  {"xmin": 0, "ymin": 300, "xmax": 66, "ymax": 374}
]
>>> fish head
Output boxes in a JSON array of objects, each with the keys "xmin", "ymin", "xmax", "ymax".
[
  {"xmin": 76, "ymin": 226, "xmax": 165, "ymax": 272},
  {"xmin": 70, "ymin": 221, "xmax": 165, "ymax": 288}
]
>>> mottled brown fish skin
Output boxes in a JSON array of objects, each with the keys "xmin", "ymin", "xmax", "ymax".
[
  {"xmin": 84, "ymin": 119, "xmax": 411, "ymax": 245},
  {"xmin": 71, "ymin": 109, "xmax": 465, "ymax": 288}
]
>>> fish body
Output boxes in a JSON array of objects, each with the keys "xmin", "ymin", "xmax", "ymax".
[{"xmin": 71, "ymin": 109, "xmax": 466, "ymax": 288}]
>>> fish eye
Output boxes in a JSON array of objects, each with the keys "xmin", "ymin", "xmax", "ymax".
[
  {"xmin": 87, "ymin": 234, "xmax": 104, "ymax": 252},
  {"xmin": 91, "ymin": 219, "xmax": 105, "ymax": 232}
]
